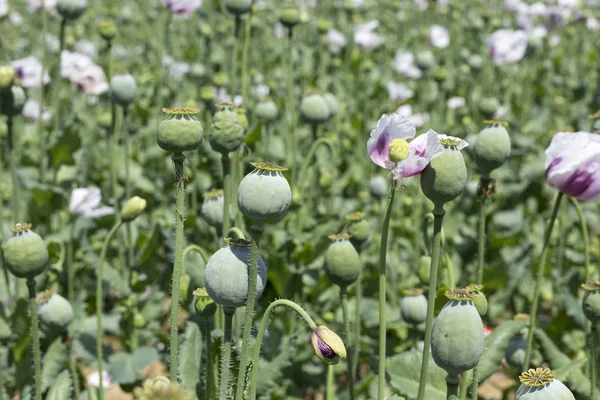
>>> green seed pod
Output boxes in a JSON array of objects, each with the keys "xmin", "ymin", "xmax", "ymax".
[
  {"xmin": 505, "ymin": 335, "xmax": 527, "ymax": 369},
  {"xmin": 431, "ymin": 289, "xmax": 484, "ymax": 376},
  {"xmin": 300, "ymin": 93, "xmax": 330, "ymax": 124},
  {"xmin": 420, "ymin": 136, "xmax": 468, "ymax": 213},
  {"xmin": 225, "ymin": 0, "xmax": 252, "ymax": 15},
  {"xmin": 323, "ymin": 93, "xmax": 340, "ymax": 118},
  {"xmin": 36, "ymin": 290, "xmax": 74, "ymax": 331},
  {"xmin": 468, "ymin": 55, "xmax": 484, "ymax": 71},
  {"xmin": 56, "ymin": 0, "xmax": 87, "ymax": 21},
  {"xmin": 235, "ymin": 108, "xmax": 249, "ymax": 130},
  {"xmin": 157, "ymin": 108, "xmax": 204, "ymax": 153},
  {"xmin": 324, "ymin": 234, "xmax": 361, "ymax": 292},
  {"xmin": 311, "ymin": 326, "xmax": 347, "ymax": 365},
  {"xmin": 280, "ymin": 4, "xmax": 300, "ymax": 28},
  {"xmin": 201, "ymin": 189, "xmax": 224, "ymax": 231},
  {"xmin": 416, "ymin": 50, "xmax": 436, "ymax": 70},
  {"xmin": 200, "ymin": 86, "xmax": 215, "ymax": 103},
  {"xmin": 121, "ymin": 196, "xmax": 147, "ymax": 222},
  {"xmin": 479, "ymin": 97, "xmax": 500, "ymax": 116},
  {"xmin": 0, "ymin": 85, "xmax": 26, "ymax": 117},
  {"xmin": 253, "ymin": 99, "xmax": 278, "ymax": 121},
  {"xmin": 203, "ymin": 238, "xmax": 267, "ymax": 312},
  {"xmin": 0, "ymin": 65, "xmax": 15, "ymax": 90},
  {"xmin": 317, "ymin": 19, "xmax": 330, "ymax": 34},
  {"xmin": 368, "ymin": 176, "xmax": 389, "ymax": 199},
  {"xmin": 213, "ymin": 72, "xmax": 229, "ymax": 88},
  {"xmin": 401, "ymin": 288, "xmax": 428, "ymax": 326},
  {"xmin": 189, "ymin": 63, "xmax": 206, "ymax": 79},
  {"xmin": 110, "ymin": 73, "xmax": 137, "ymax": 108},
  {"xmin": 473, "ymin": 121, "xmax": 511, "ymax": 178},
  {"xmin": 133, "ymin": 313, "xmax": 146, "ymax": 328},
  {"xmin": 98, "ymin": 19, "xmax": 117, "ymax": 41},
  {"xmin": 237, "ymin": 162, "xmax": 291, "ymax": 227},
  {"xmin": 209, "ymin": 104, "xmax": 245, "ymax": 154},
  {"xmin": 3, "ymin": 223, "xmax": 49, "ymax": 279},
  {"xmin": 193, "ymin": 288, "xmax": 217, "ymax": 317},
  {"xmin": 418, "ymin": 255, "xmax": 432, "ymax": 284},
  {"xmin": 345, "ymin": 212, "xmax": 369, "ymax": 248},
  {"xmin": 466, "ymin": 284, "xmax": 488, "ymax": 316},
  {"xmin": 582, "ymin": 282, "xmax": 600, "ymax": 324},
  {"xmin": 515, "ymin": 368, "xmax": 575, "ymax": 400}
]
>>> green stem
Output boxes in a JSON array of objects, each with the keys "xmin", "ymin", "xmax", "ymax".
[
  {"xmin": 341, "ymin": 293, "xmax": 355, "ymax": 400},
  {"xmin": 285, "ymin": 28, "xmax": 296, "ymax": 183},
  {"xmin": 70, "ymin": 351, "xmax": 81, "ymax": 400},
  {"xmin": 220, "ymin": 310, "xmax": 235, "ymax": 400},
  {"xmin": 222, "ymin": 154, "xmax": 231, "ymax": 240},
  {"xmin": 7, "ymin": 117, "xmax": 19, "ymax": 222},
  {"xmin": 27, "ymin": 279, "xmax": 42, "ymax": 400},
  {"xmin": 523, "ymin": 192, "xmax": 564, "ymax": 371},
  {"xmin": 352, "ymin": 267, "xmax": 362, "ymax": 375},
  {"xmin": 202, "ymin": 319, "xmax": 214, "ymax": 400},
  {"xmin": 296, "ymin": 137, "xmax": 334, "ymax": 188},
  {"xmin": 170, "ymin": 153, "xmax": 186, "ymax": 381},
  {"xmin": 235, "ymin": 227, "xmax": 263, "ymax": 400},
  {"xmin": 477, "ymin": 196, "xmax": 487, "ymax": 284},
  {"xmin": 123, "ymin": 108, "xmax": 130, "ymax": 200},
  {"xmin": 446, "ymin": 375, "xmax": 460, "ymax": 400},
  {"xmin": 37, "ymin": 0, "xmax": 48, "ymax": 183},
  {"xmin": 570, "ymin": 197, "xmax": 590, "ymax": 282},
  {"xmin": 469, "ymin": 369, "xmax": 478, "ymax": 400},
  {"xmin": 378, "ymin": 179, "xmax": 397, "ymax": 400},
  {"xmin": 231, "ymin": 15, "xmax": 241, "ymax": 97},
  {"xmin": 416, "ymin": 211, "xmax": 445, "ymax": 400},
  {"xmin": 96, "ymin": 220, "xmax": 123, "ymax": 400},
  {"xmin": 67, "ymin": 218, "xmax": 76, "ymax": 303},
  {"xmin": 248, "ymin": 299, "xmax": 318, "ymax": 400},
  {"xmin": 182, "ymin": 244, "xmax": 210, "ymax": 275},
  {"xmin": 590, "ymin": 325, "xmax": 597, "ymax": 400},
  {"xmin": 459, "ymin": 370, "xmax": 472, "ymax": 400},
  {"xmin": 241, "ymin": 9, "xmax": 252, "ymax": 108},
  {"xmin": 52, "ymin": 18, "xmax": 66, "ymax": 153},
  {"xmin": 326, "ymin": 365, "xmax": 335, "ymax": 400}
]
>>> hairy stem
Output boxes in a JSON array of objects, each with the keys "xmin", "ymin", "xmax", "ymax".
[
  {"xmin": 219, "ymin": 311, "xmax": 235, "ymax": 400},
  {"xmin": 590, "ymin": 325, "xmax": 597, "ymax": 400},
  {"xmin": 570, "ymin": 197, "xmax": 590, "ymax": 281},
  {"xmin": 477, "ymin": 196, "xmax": 487, "ymax": 284},
  {"xmin": 446, "ymin": 374, "xmax": 460, "ymax": 400},
  {"xmin": 37, "ymin": 0, "xmax": 48, "ymax": 183},
  {"xmin": 341, "ymin": 293, "xmax": 355, "ymax": 400},
  {"xmin": 352, "ymin": 267, "xmax": 362, "ymax": 375},
  {"xmin": 221, "ymin": 154, "xmax": 231, "ymax": 241},
  {"xmin": 7, "ymin": 117, "xmax": 19, "ymax": 223},
  {"xmin": 27, "ymin": 279, "xmax": 42, "ymax": 400},
  {"xmin": 202, "ymin": 319, "xmax": 214, "ymax": 400}
]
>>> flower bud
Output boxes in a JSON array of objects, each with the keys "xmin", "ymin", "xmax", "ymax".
[
  {"xmin": 157, "ymin": 108, "xmax": 204, "ymax": 153},
  {"xmin": 401, "ymin": 288, "xmax": 428, "ymax": 326},
  {"xmin": 345, "ymin": 212, "xmax": 369, "ymax": 248},
  {"xmin": 193, "ymin": 288, "xmax": 217, "ymax": 317},
  {"xmin": 0, "ymin": 85, "xmax": 26, "ymax": 117},
  {"xmin": 582, "ymin": 282, "xmax": 600, "ymax": 324},
  {"xmin": 121, "ymin": 196, "xmax": 147, "ymax": 222},
  {"xmin": 323, "ymin": 92, "xmax": 339, "ymax": 118},
  {"xmin": 110, "ymin": 73, "xmax": 137, "ymax": 108},
  {"xmin": 253, "ymin": 99, "xmax": 278, "ymax": 121},
  {"xmin": 98, "ymin": 19, "xmax": 117, "ymax": 41},
  {"xmin": 317, "ymin": 19, "xmax": 330, "ymax": 34},
  {"xmin": 209, "ymin": 104, "xmax": 245, "ymax": 154},
  {"xmin": 473, "ymin": 121, "xmax": 511, "ymax": 178},
  {"xmin": 237, "ymin": 162, "xmax": 291, "ymax": 227},
  {"xmin": 225, "ymin": 0, "xmax": 252, "ymax": 15},
  {"xmin": 418, "ymin": 255, "xmax": 431, "ymax": 284},
  {"xmin": 3, "ymin": 223, "xmax": 49, "ymax": 279},
  {"xmin": 300, "ymin": 93, "xmax": 330, "ymax": 124},
  {"xmin": 280, "ymin": 4, "xmax": 300, "ymax": 28},
  {"xmin": 37, "ymin": 290, "xmax": 74, "ymax": 331},
  {"xmin": 56, "ymin": 0, "xmax": 87, "ymax": 21},
  {"xmin": 201, "ymin": 189, "xmax": 224, "ymax": 231},
  {"xmin": 311, "ymin": 326, "xmax": 347, "ymax": 365},
  {"xmin": 515, "ymin": 368, "xmax": 574, "ymax": 400},
  {"xmin": 468, "ymin": 55, "xmax": 484, "ymax": 71},
  {"xmin": 0, "ymin": 65, "xmax": 15, "ymax": 90},
  {"xmin": 324, "ymin": 233, "xmax": 361, "ymax": 292}
]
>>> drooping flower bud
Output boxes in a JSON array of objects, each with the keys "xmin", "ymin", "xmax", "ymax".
[
  {"xmin": 479, "ymin": 97, "xmax": 500, "ymax": 116},
  {"xmin": 300, "ymin": 92, "xmax": 330, "ymax": 124},
  {"xmin": 466, "ymin": 283, "xmax": 488, "ymax": 316},
  {"xmin": 473, "ymin": 121, "xmax": 511, "ymax": 178},
  {"xmin": 157, "ymin": 108, "xmax": 204, "ymax": 153},
  {"xmin": 3, "ymin": 223, "xmax": 49, "ymax": 279},
  {"xmin": 200, "ymin": 86, "xmax": 215, "ymax": 103},
  {"xmin": 418, "ymin": 255, "xmax": 432, "ymax": 284},
  {"xmin": 209, "ymin": 104, "xmax": 245, "ymax": 154},
  {"xmin": 110, "ymin": 73, "xmax": 137, "ymax": 108},
  {"xmin": 515, "ymin": 368, "xmax": 574, "ymax": 400},
  {"xmin": 36, "ymin": 290, "xmax": 74, "ymax": 331},
  {"xmin": 193, "ymin": 288, "xmax": 217, "ymax": 317},
  {"xmin": 56, "ymin": 0, "xmax": 87, "ymax": 21},
  {"xmin": 121, "ymin": 196, "xmax": 147, "ymax": 222},
  {"xmin": 310, "ymin": 326, "xmax": 347, "ymax": 365}
]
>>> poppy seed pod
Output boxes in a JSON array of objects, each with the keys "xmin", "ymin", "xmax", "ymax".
[
  {"xmin": 401, "ymin": 288, "xmax": 428, "ymax": 326},
  {"xmin": 300, "ymin": 93, "xmax": 330, "ymax": 123},
  {"xmin": 237, "ymin": 162, "xmax": 291, "ymax": 227},
  {"xmin": 0, "ymin": 85, "xmax": 26, "ymax": 117},
  {"xmin": 431, "ymin": 289, "xmax": 485, "ymax": 376},
  {"xmin": 3, "ymin": 223, "xmax": 48, "ymax": 279},
  {"xmin": 209, "ymin": 104, "xmax": 245, "ymax": 154},
  {"xmin": 201, "ymin": 189, "xmax": 224, "ymax": 230},
  {"xmin": 193, "ymin": 288, "xmax": 217, "ymax": 317},
  {"xmin": 36, "ymin": 290, "xmax": 74, "ymax": 331},
  {"xmin": 157, "ymin": 108, "xmax": 203, "ymax": 153},
  {"xmin": 582, "ymin": 282, "xmax": 600, "ymax": 324},
  {"xmin": 98, "ymin": 19, "xmax": 117, "ymax": 41},
  {"xmin": 479, "ymin": 97, "xmax": 500, "ymax": 116},
  {"xmin": 418, "ymin": 255, "xmax": 432, "ymax": 284},
  {"xmin": 515, "ymin": 368, "xmax": 575, "ymax": 400},
  {"xmin": 416, "ymin": 50, "xmax": 436, "ymax": 70},
  {"xmin": 280, "ymin": 4, "xmax": 300, "ymax": 28},
  {"xmin": 110, "ymin": 73, "xmax": 137, "ymax": 108},
  {"xmin": 323, "ymin": 92, "xmax": 340, "ymax": 118},
  {"xmin": 235, "ymin": 108, "xmax": 249, "ymax": 130},
  {"xmin": 473, "ymin": 121, "xmax": 511, "ymax": 178},
  {"xmin": 311, "ymin": 326, "xmax": 347, "ymax": 365},
  {"xmin": 200, "ymin": 86, "xmax": 215, "ymax": 103},
  {"xmin": 56, "ymin": 0, "xmax": 87, "ymax": 20},
  {"xmin": 225, "ymin": 0, "xmax": 252, "ymax": 15},
  {"xmin": 203, "ymin": 238, "xmax": 267, "ymax": 312},
  {"xmin": 346, "ymin": 212, "xmax": 369, "ymax": 248},
  {"xmin": 368, "ymin": 175, "xmax": 389, "ymax": 198},
  {"xmin": 420, "ymin": 136, "xmax": 468, "ymax": 213},
  {"xmin": 505, "ymin": 334, "xmax": 527, "ymax": 369},
  {"xmin": 253, "ymin": 99, "xmax": 278, "ymax": 121},
  {"xmin": 0, "ymin": 65, "xmax": 15, "ymax": 90},
  {"xmin": 466, "ymin": 284, "xmax": 488, "ymax": 316},
  {"xmin": 324, "ymin": 234, "xmax": 361, "ymax": 292}
]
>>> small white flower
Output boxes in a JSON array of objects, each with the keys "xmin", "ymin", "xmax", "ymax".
[
  {"xmin": 354, "ymin": 20, "xmax": 383, "ymax": 51},
  {"xmin": 9, "ymin": 12, "xmax": 22, "ymax": 26},
  {"xmin": 72, "ymin": 64, "xmax": 109, "ymax": 96},
  {"xmin": 23, "ymin": 99, "xmax": 52, "ymax": 121},
  {"xmin": 587, "ymin": 17, "xmax": 600, "ymax": 31},
  {"xmin": 12, "ymin": 56, "xmax": 50, "ymax": 88},
  {"xmin": 87, "ymin": 370, "xmax": 111, "ymax": 389},
  {"xmin": 387, "ymin": 82, "xmax": 414, "ymax": 103},
  {"xmin": 446, "ymin": 97, "xmax": 465, "ymax": 109},
  {"xmin": 407, "ymin": 112, "xmax": 430, "ymax": 128},
  {"xmin": 396, "ymin": 104, "xmax": 413, "ymax": 118},
  {"xmin": 429, "ymin": 25, "xmax": 450, "ymax": 49},
  {"xmin": 391, "ymin": 50, "xmax": 422, "ymax": 79},
  {"xmin": 488, "ymin": 29, "xmax": 528, "ymax": 65},
  {"xmin": 163, "ymin": 0, "xmax": 202, "ymax": 16},
  {"xmin": 69, "ymin": 188, "xmax": 114, "ymax": 218},
  {"xmin": 274, "ymin": 23, "xmax": 285, "ymax": 39},
  {"xmin": 413, "ymin": 0, "xmax": 428, "ymax": 10},
  {"xmin": 61, "ymin": 51, "xmax": 92, "ymax": 80},
  {"xmin": 327, "ymin": 28, "xmax": 347, "ymax": 48},
  {"xmin": 27, "ymin": 0, "xmax": 57, "ymax": 11},
  {"xmin": 75, "ymin": 40, "xmax": 98, "ymax": 59},
  {"xmin": 253, "ymin": 84, "xmax": 270, "ymax": 99},
  {"xmin": 162, "ymin": 56, "xmax": 190, "ymax": 78},
  {"xmin": 0, "ymin": 0, "xmax": 7, "ymax": 18}
]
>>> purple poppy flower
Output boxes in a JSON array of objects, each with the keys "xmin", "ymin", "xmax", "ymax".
[
  {"xmin": 487, "ymin": 29, "xmax": 528, "ymax": 65},
  {"xmin": 163, "ymin": 0, "xmax": 202, "ymax": 16},
  {"xmin": 392, "ymin": 130, "xmax": 455, "ymax": 180},
  {"xmin": 367, "ymin": 113, "xmax": 416, "ymax": 169},
  {"xmin": 310, "ymin": 326, "xmax": 346, "ymax": 365},
  {"xmin": 11, "ymin": 56, "xmax": 50, "ymax": 88},
  {"xmin": 545, "ymin": 132, "xmax": 600, "ymax": 201}
]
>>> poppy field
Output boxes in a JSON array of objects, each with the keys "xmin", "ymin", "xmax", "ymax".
[{"xmin": 1, "ymin": 0, "xmax": 600, "ymax": 399}]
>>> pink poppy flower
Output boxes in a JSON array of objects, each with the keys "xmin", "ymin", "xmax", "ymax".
[
  {"xmin": 164, "ymin": 0, "xmax": 202, "ymax": 15},
  {"xmin": 367, "ymin": 113, "xmax": 416, "ymax": 169}
]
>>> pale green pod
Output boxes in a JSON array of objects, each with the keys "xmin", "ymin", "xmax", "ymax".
[
  {"xmin": 416, "ymin": 50, "xmax": 436, "ymax": 70},
  {"xmin": 157, "ymin": 108, "xmax": 204, "ymax": 153},
  {"xmin": 323, "ymin": 93, "xmax": 340, "ymax": 117},
  {"xmin": 515, "ymin": 368, "xmax": 575, "ymax": 400},
  {"xmin": 368, "ymin": 176, "xmax": 388, "ymax": 198},
  {"xmin": 473, "ymin": 123, "xmax": 511, "ymax": 178},
  {"xmin": 237, "ymin": 163, "xmax": 291, "ymax": 226},
  {"xmin": 505, "ymin": 335, "xmax": 527, "ymax": 368},
  {"xmin": 209, "ymin": 107, "xmax": 245, "ymax": 154},
  {"xmin": 582, "ymin": 282, "xmax": 600, "ymax": 324},
  {"xmin": 324, "ymin": 234, "xmax": 361, "ymax": 292},
  {"xmin": 36, "ymin": 290, "xmax": 74, "ymax": 331},
  {"xmin": 420, "ymin": 146, "xmax": 467, "ymax": 212},
  {"xmin": 203, "ymin": 239, "xmax": 267, "ymax": 311},
  {"xmin": 201, "ymin": 189, "xmax": 224, "ymax": 230},
  {"xmin": 225, "ymin": 0, "xmax": 252, "ymax": 15},
  {"xmin": 3, "ymin": 223, "xmax": 49, "ymax": 280},
  {"xmin": 418, "ymin": 255, "xmax": 432, "ymax": 284},
  {"xmin": 401, "ymin": 289, "xmax": 428, "ymax": 326},
  {"xmin": 0, "ymin": 65, "xmax": 15, "ymax": 89},
  {"xmin": 280, "ymin": 5, "xmax": 300, "ymax": 28},
  {"xmin": 479, "ymin": 97, "xmax": 500, "ymax": 116},
  {"xmin": 300, "ymin": 93, "xmax": 330, "ymax": 123},
  {"xmin": 346, "ymin": 212, "xmax": 369, "ymax": 248},
  {"xmin": 0, "ymin": 85, "xmax": 26, "ymax": 117},
  {"xmin": 468, "ymin": 55, "xmax": 484, "ymax": 71},
  {"xmin": 253, "ymin": 100, "xmax": 278, "ymax": 121},
  {"xmin": 431, "ymin": 290, "xmax": 484, "ymax": 376},
  {"xmin": 110, "ymin": 73, "xmax": 137, "ymax": 108},
  {"xmin": 56, "ymin": 0, "xmax": 87, "ymax": 20}
]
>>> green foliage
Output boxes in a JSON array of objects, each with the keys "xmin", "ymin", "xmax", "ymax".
[
  {"xmin": 386, "ymin": 351, "xmax": 446, "ymax": 400},
  {"xmin": 107, "ymin": 346, "xmax": 159, "ymax": 385},
  {"xmin": 46, "ymin": 370, "xmax": 72, "ymax": 400},
  {"xmin": 41, "ymin": 338, "xmax": 69, "ymax": 392}
]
